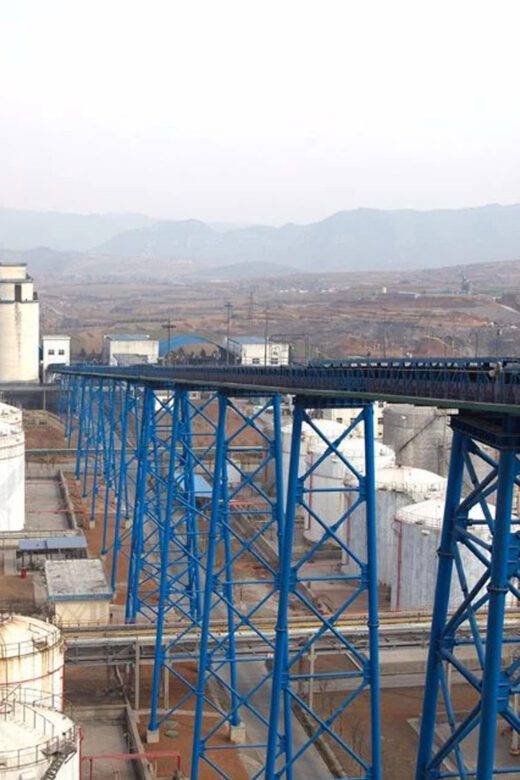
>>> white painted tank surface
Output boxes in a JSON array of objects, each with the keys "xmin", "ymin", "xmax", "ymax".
[
  {"xmin": 282, "ymin": 419, "xmax": 396, "ymax": 543},
  {"xmin": 305, "ymin": 438, "xmax": 397, "ymax": 545},
  {"xmin": 0, "ymin": 616, "xmax": 64, "ymax": 705},
  {"xmin": 345, "ymin": 466, "xmax": 446, "ymax": 587},
  {"xmin": 390, "ymin": 498, "xmax": 493, "ymax": 612},
  {"xmin": 383, "ymin": 404, "xmax": 452, "ymax": 476},
  {"xmin": 0, "ymin": 263, "xmax": 40, "ymax": 383},
  {"xmin": 0, "ymin": 689, "xmax": 79, "ymax": 779},
  {"xmin": 0, "ymin": 402, "xmax": 25, "ymax": 532}
]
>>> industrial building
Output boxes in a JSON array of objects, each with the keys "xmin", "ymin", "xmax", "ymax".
[
  {"xmin": 0, "ymin": 262, "xmax": 39, "ymax": 382},
  {"xmin": 41, "ymin": 334, "xmax": 71, "ymax": 382},
  {"xmin": 45, "ymin": 558, "xmax": 112, "ymax": 625},
  {"xmin": 231, "ymin": 335, "xmax": 290, "ymax": 365},
  {"xmin": 102, "ymin": 333, "xmax": 159, "ymax": 366}
]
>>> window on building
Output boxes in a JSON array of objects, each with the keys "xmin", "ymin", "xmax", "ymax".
[
  {"xmin": 48, "ymin": 349, "xmax": 55, "ymax": 355},
  {"xmin": 252, "ymin": 358, "xmax": 261, "ymax": 365},
  {"xmin": 58, "ymin": 349, "xmax": 65, "ymax": 355},
  {"xmin": 270, "ymin": 357, "xmax": 279, "ymax": 365},
  {"xmin": 14, "ymin": 284, "xmax": 22, "ymax": 302}
]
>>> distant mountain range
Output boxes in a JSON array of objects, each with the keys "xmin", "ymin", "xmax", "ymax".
[
  {"xmin": 0, "ymin": 208, "xmax": 152, "ymax": 251},
  {"xmin": 2, "ymin": 203, "xmax": 520, "ymax": 278}
]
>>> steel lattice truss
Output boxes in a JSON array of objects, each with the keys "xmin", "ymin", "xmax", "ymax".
[
  {"xmin": 60, "ymin": 375, "xmax": 383, "ymax": 779},
  {"xmin": 416, "ymin": 415, "xmax": 520, "ymax": 779},
  {"xmin": 63, "ymin": 374, "xmax": 143, "ymax": 591},
  {"xmin": 266, "ymin": 398, "xmax": 381, "ymax": 779},
  {"xmin": 59, "ymin": 365, "xmax": 520, "ymax": 780}
]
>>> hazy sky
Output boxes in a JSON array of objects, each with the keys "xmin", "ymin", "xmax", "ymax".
[{"xmin": 1, "ymin": 0, "xmax": 520, "ymax": 224}]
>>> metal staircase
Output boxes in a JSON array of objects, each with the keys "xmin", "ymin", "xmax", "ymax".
[{"xmin": 42, "ymin": 740, "xmax": 77, "ymax": 779}]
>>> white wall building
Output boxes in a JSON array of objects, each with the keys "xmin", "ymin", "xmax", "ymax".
[
  {"xmin": 102, "ymin": 334, "xmax": 159, "ymax": 366},
  {"xmin": 45, "ymin": 558, "xmax": 112, "ymax": 626},
  {"xmin": 232, "ymin": 336, "xmax": 290, "ymax": 366},
  {"xmin": 42, "ymin": 335, "xmax": 71, "ymax": 382},
  {"xmin": 0, "ymin": 263, "xmax": 39, "ymax": 382},
  {"xmin": 0, "ymin": 401, "xmax": 25, "ymax": 532}
]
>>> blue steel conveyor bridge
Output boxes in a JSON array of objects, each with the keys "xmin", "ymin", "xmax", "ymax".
[{"xmin": 57, "ymin": 357, "xmax": 520, "ymax": 780}]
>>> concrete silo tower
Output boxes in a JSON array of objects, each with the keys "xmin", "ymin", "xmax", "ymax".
[{"xmin": 0, "ymin": 263, "xmax": 39, "ymax": 382}]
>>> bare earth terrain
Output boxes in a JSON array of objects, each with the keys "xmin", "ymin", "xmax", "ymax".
[{"xmin": 37, "ymin": 258, "xmax": 520, "ymax": 362}]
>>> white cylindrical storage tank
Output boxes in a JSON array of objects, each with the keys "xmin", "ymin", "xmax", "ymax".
[
  {"xmin": 0, "ymin": 263, "xmax": 40, "ymax": 383},
  {"xmin": 0, "ymin": 616, "xmax": 64, "ymax": 705},
  {"xmin": 307, "ymin": 438, "xmax": 396, "ymax": 544},
  {"xmin": 383, "ymin": 404, "xmax": 452, "ymax": 476},
  {"xmin": 293, "ymin": 428, "xmax": 395, "ymax": 544},
  {"xmin": 344, "ymin": 466, "xmax": 446, "ymax": 587},
  {"xmin": 0, "ymin": 402, "xmax": 25, "ymax": 532},
  {"xmin": 390, "ymin": 498, "xmax": 491, "ymax": 612},
  {"xmin": 0, "ymin": 690, "xmax": 79, "ymax": 779}
]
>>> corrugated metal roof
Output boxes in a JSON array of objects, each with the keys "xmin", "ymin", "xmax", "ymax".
[
  {"xmin": 173, "ymin": 472, "xmax": 211, "ymax": 496},
  {"xmin": 19, "ymin": 536, "xmax": 87, "ymax": 552},
  {"xmin": 159, "ymin": 334, "xmax": 224, "ymax": 356},
  {"xmin": 233, "ymin": 336, "xmax": 266, "ymax": 345},
  {"xmin": 193, "ymin": 473, "xmax": 211, "ymax": 496},
  {"xmin": 106, "ymin": 334, "xmax": 154, "ymax": 342}
]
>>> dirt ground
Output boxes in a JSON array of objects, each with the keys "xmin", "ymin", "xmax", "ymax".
[
  {"xmin": 312, "ymin": 684, "xmax": 502, "ymax": 779},
  {"xmin": 0, "ymin": 574, "xmax": 36, "ymax": 613},
  {"xmin": 23, "ymin": 410, "xmax": 74, "ymax": 464}
]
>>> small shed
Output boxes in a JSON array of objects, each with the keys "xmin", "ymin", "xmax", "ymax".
[
  {"xmin": 17, "ymin": 534, "xmax": 87, "ymax": 569},
  {"xmin": 45, "ymin": 558, "xmax": 112, "ymax": 626}
]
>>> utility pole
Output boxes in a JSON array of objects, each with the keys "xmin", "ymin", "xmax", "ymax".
[
  {"xmin": 248, "ymin": 290, "xmax": 255, "ymax": 325},
  {"xmin": 494, "ymin": 327, "xmax": 503, "ymax": 356},
  {"xmin": 264, "ymin": 305, "xmax": 269, "ymax": 366},
  {"xmin": 162, "ymin": 319, "xmax": 175, "ymax": 359},
  {"xmin": 225, "ymin": 302, "xmax": 233, "ymax": 366}
]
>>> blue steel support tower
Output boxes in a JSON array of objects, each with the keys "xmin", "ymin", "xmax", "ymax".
[
  {"xmin": 416, "ymin": 412, "xmax": 520, "ymax": 779},
  {"xmin": 266, "ymin": 397, "xmax": 381, "ymax": 780},
  {"xmin": 190, "ymin": 390, "xmax": 288, "ymax": 779},
  {"xmin": 146, "ymin": 385, "xmax": 219, "ymax": 737}
]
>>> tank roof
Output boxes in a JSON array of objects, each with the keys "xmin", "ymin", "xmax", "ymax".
[
  {"xmin": 396, "ymin": 497, "xmax": 499, "ymax": 528},
  {"xmin": 0, "ymin": 614, "xmax": 61, "ymax": 658},
  {"xmin": 283, "ymin": 419, "xmax": 395, "ymax": 462},
  {"xmin": 0, "ymin": 698, "xmax": 75, "ymax": 768},
  {"xmin": 375, "ymin": 466, "xmax": 446, "ymax": 495}
]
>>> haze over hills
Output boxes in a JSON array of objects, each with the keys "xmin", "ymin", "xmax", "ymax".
[
  {"xmin": 2, "ymin": 203, "xmax": 520, "ymax": 279},
  {"xmin": 99, "ymin": 204, "xmax": 520, "ymax": 271},
  {"xmin": 0, "ymin": 208, "xmax": 153, "ymax": 251}
]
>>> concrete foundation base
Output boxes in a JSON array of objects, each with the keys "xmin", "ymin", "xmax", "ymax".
[
  {"xmin": 146, "ymin": 727, "xmax": 160, "ymax": 744},
  {"xmin": 227, "ymin": 722, "xmax": 246, "ymax": 744}
]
